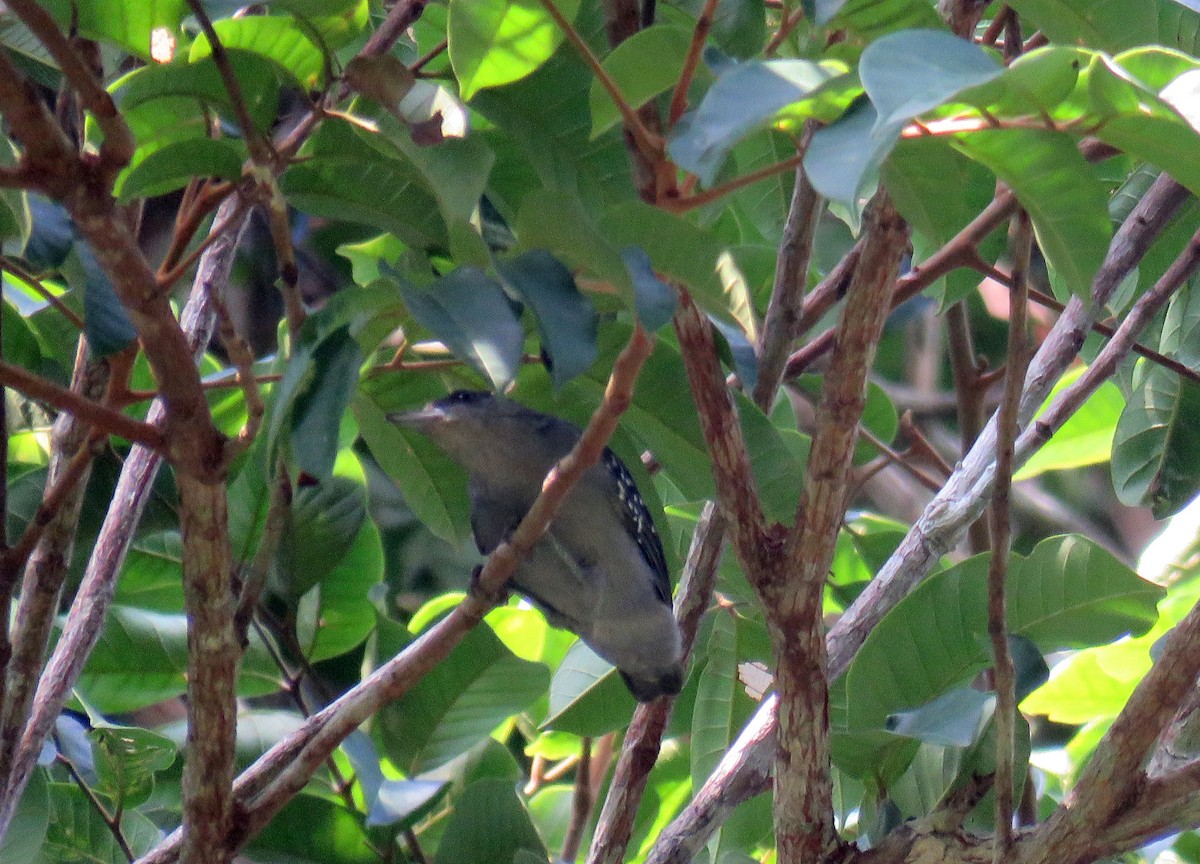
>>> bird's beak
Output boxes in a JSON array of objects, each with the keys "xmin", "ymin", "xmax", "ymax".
[{"xmin": 386, "ymin": 403, "xmax": 448, "ymax": 431}]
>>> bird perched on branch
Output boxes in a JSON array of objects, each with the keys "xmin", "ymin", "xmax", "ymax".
[{"xmin": 390, "ymin": 390, "xmax": 684, "ymax": 702}]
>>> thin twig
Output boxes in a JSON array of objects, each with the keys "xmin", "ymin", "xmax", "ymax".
[
  {"xmin": 0, "ymin": 359, "xmax": 164, "ymax": 449},
  {"xmin": 57, "ymin": 752, "xmax": 135, "ymax": 862},
  {"xmin": 411, "ymin": 38, "xmax": 447, "ymax": 74},
  {"xmin": 156, "ymin": 196, "xmax": 250, "ymax": 290},
  {"xmin": 208, "ymin": 290, "xmax": 264, "ymax": 450},
  {"xmin": 233, "ymin": 465, "xmax": 291, "ymax": 641},
  {"xmin": 156, "ymin": 181, "xmax": 236, "ymax": 284},
  {"xmin": 988, "ymin": 211, "xmax": 1032, "ymax": 861},
  {"xmin": 667, "ymin": 0, "xmax": 719, "ymax": 128},
  {"xmin": 537, "ymin": 0, "xmax": 662, "ymax": 160},
  {"xmin": 664, "ymin": 153, "xmax": 805, "ymax": 213},
  {"xmin": 562, "ymin": 738, "xmax": 595, "ymax": 862},
  {"xmin": 946, "ymin": 299, "xmax": 991, "ymax": 552},
  {"xmin": 765, "ymin": 3, "xmax": 806, "ymax": 54},
  {"xmin": 0, "ymin": 258, "xmax": 86, "ymax": 329}
]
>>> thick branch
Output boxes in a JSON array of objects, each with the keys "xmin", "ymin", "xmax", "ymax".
[
  {"xmin": 772, "ymin": 193, "xmax": 909, "ymax": 863},
  {"xmin": 177, "ymin": 476, "xmax": 239, "ymax": 864}
]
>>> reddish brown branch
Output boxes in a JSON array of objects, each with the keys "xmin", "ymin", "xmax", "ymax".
[
  {"xmin": 987, "ymin": 211, "xmax": 1033, "ymax": 860},
  {"xmin": 673, "ymin": 293, "xmax": 768, "ymax": 560},
  {"xmin": 773, "ymin": 193, "xmax": 909, "ymax": 863},
  {"xmin": 667, "ymin": 0, "xmax": 719, "ymax": 128},
  {"xmin": 0, "ymin": 359, "xmax": 164, "ymax": 449}
]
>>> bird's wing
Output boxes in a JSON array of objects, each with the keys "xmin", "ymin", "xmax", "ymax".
[{"xmin": 602, "ymin": 448, "xmax": 672, "ymax": 605}]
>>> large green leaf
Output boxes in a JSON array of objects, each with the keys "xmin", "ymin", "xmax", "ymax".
[
  {"xmin": 41, "ymin": 0, "xmax": 186, "ymax": 60},
  {"xmin": 449, "ymin": 0, "xmax": 582, "ymax": 100},
  {"xmin": 395, "ymin": 265, "xmax": 525, "ymax": 390},
  {"xmin": 845, "ymin": 535, "xmax": 1162, "ymax": 730},
  {"xmin": 952, "ymin": 128, "xmax": 1112, "ymax": 300},
  {"xmin": 590, "ymin": 25, "xmax": 693, "ymax": 138},
  {"xmin": 42, "ymin": 784, "xmax": 161, "ymax": 863},
  {"xmin": 814, "ymin": 0, "xmax": 944, "ymax": 37},
  {"xmin": 497, "ymin": 250, "xmax": 598, "ymax": 388},
  {"xmin": 0, "ymin": 770, "xmax": 47, "ymax": 864},
  {"xmin": 1112, "ymin": 361, "xmax": 1200, "ymax": 517},
  {"xmin": 432, "ymin": 779, "xmax": 547, "ymax": 864},
  {"xmin": 1016, "ymin": 365, "xmax": 1124, "ymax": 480},
  {"xmin": 116, "ymin": 137, "xmax": 246, "ymax": 203},
  {"xmin": 277, "ymin": 469, "xmax": 367, "ymax": 600},
  {"xmin": 376, "ymin": 614, "xmax": 550, "ymax": 773},
  {"xmin": 0, "ymin": 139, "xmax": 29, "ymax": 246},
  {"xmin": 668, "ymin": 58, "xmax": 854, "ymax": 185},
  {"xmin": 75, "ymin": 606, "xmax": 279, "ymax": 712},
  {"xmin": 543, "ymin": 640, "xmax": 635, "ymax": 735},
  {"xmin": 281, "ymin": 119, "xmax": 448, "ymax": 250},
  {"xmin": 189, "ymin": 15, "xmax": 325, "ymax": 89},
  {"xmin": 89, "ymin": 722, "xmax": 177, "ymax": 810},
  {"xmin": 296, "ymin": 520, "xmax": 384, "ymax": 662},
  {"xmin": 246, "ymin": 793, "xmax": 377, "ymax": 864},
  {"xmin": 1006, "ymin": 0, "xmax": 1158, "ymax": 52}
]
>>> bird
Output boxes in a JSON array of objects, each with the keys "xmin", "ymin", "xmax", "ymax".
[{"xmin": 389, "ymin": 390, "xmax": 684, "ymax": 702}]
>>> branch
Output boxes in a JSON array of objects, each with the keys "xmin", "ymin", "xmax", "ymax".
[
  {"xmin": 644, "ymin": 172, "xmax": 1192, "ymax": 863},
  {"xmin": 0, "ymin": 359, "xmax": 163, "ymax": 449},
  {"xmin": 664, "ymin": 153, "xmax": 806, "ymax": 214},
  {"xmin": 562, "ymin": 738, "xmax": 595, "ymax": 863},
  {"xmin": 5, "ymin": 0, "xmax": 134, "ymax": 176},
  {"xmin": 176, "ymin": 475, "xmax": 239, "ymax": 864},
  {"xmin": 753, "ymin": 146, "xmax": 821, "ymax": 409},
  {"xmin": 0, "ymin": 194, "xmax": 252, "ymax": 842},
  {"xmin": 773, "ymin": 192, "xmax": 909, "ymax": 862},
  {"xmin": 667, "ymin": 0, "xmax": 718, "ymax": 128},
  {"xmin": 987, "ymin": 210, "xmax": 1033, "ymax": 860},
  {"xmin": 0, "ymin": 345, "xmax": 108, "ymax": 800},
  {"xmin": 784, "ymin": 190, "xmax": 1017, "ymax": 377},
  {"xmin": 184, "ymin": 0, "xmax": 269, "ymax": 164},
  {"xmin": 673, "ymin": 292, "xmax": 768, "ymax": 564}
]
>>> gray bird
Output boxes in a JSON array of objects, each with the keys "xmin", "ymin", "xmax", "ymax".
[{"xmin": 389, "ymin": 390, "xmax": 684, "ymax": 701}]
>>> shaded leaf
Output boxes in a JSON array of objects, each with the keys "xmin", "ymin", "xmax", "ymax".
[
  {"xmin": 432, "ymin": 779, "xmax": 547, "ymax": 864},
  {"xmin": 449, "ymin": 0, "xmax": 582, "ymax": 99}
]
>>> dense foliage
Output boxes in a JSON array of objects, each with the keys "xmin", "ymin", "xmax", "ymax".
[{"xmin": 3, "ymin": 1, "xmax": 1200, "ymax": 863}]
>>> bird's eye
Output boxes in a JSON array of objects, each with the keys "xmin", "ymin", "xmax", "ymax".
[{"xmin": 444, "ymin": 390, "xmax": 489, "ymax": 404}]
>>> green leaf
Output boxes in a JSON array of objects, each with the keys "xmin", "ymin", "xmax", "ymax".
[
  {"xmin": 1021, "ymin": 639, "xmax": 1151, "ymax": 721},
  {"xmin": 281, "ymin": 119, "xmax": 448, "ymax": 249},
  {"xmin": 90, "ymin": 723, "xmax": 177, "ymax": 809},
  {"xmin": 43, "ymin": 783, "xmax": 162, "ymax": 863},
  {"xmin": 246, "ymin": 793, "xmax": 377, "ymax": 864},
  {"xmin": 354, "ymin": 384, "xmax": 473, "ymax": 547},
  {"xmin": 41, "ymin": 0, "xmax": 186, "ymax": 60},
  {"xmin": 805, "ymin": 98, "xmax": 894, "ymax": 208},
  {"xmin": 63, "ymin": 243, "xmax": 137, "ymax": 358},
  {"xmin": 432, "ymin": 779, "xmax": 548, "ymax": 864},
  {"xmin": 0, "ymin": 769, "xmax": 47, "ymax": 864},
  {"xmin": 590, "ymin": 25, "xmax": 693, "ymax": 138},
  {"xmin": 817, "ymin": 0, "xmax": 944, "ymax": 37},
  {"xmin": 299, "ymin": 521, "xmax": 385, "ymax": 661},
  {"xmin": 498, "ymin": 250, "xmax": 598, "ymax": 388},
  {"xmin": 1006, "ymin": 0, "xmax": 1158, "ymax": 52},
  {"xmin": 953, "ymin": 129, "xmax": 1112, "ymax": 300},
  {"xmin": 1016, "ymin": 365, "xmax": 1124, "ymax": 480},
  {"xmin": 116, "ymin": 137, "xmax": 245, "ymax": 202},
  {"xmin": 76, "ymin": 605, "xmax": 279, "ymax": 712},
  {"xmin": 516, "ymin": 189, "xmax": 634, "ymax": 302},
  {"xmin": 110, "ymin": 53, "xmax": 282, "ymax": 133},
  {"xmin": 1112, "ymin": 361, "xmax": 1200, "ymax": 517},
  {"xmin": 543, "ymin": 641, "xmax": 635, "ymax": 736},
  {"xmin": 668, "ymin": 58, "xmax": 853, "ymax": 185},
  {"xmin": 277, "ymin": 471, "xmax": 367, "ymax": 601},
  {"xmin": 288, "ymin": 327, "xmax": 363, "ymax": 481},
  {"xmin": 395, "ymin": 265, "xmax": 525, "ymax": 390},
  {"xmin": 377, "ymin": 615, "xmax": 550, "ymax": 773},
  {"xmin": 599, "ymin": 201, "xmax": 751, "ymax": 329},
  {"xmin": 846, "ymin": 536, "xmax": 1162, "ymax": 730},
  {"xmin": 860, "ymin": 30, "xmax": 1001, "ymax": 132},
  {"xmin": 0, "ymin": 139, "xmax": 30, "ymax": 246},
  {"xmin": 189, "ymin": 15, "xmax": 325, "ymax": 89},
  {"xmin": 449, "ymin": 0, "xmax": 583, "ymax": 100}
]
